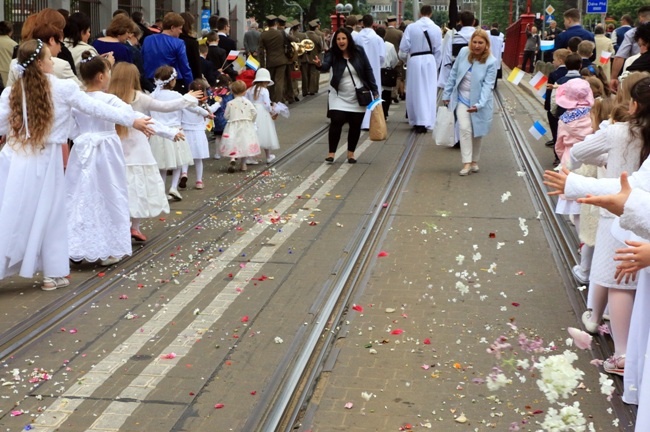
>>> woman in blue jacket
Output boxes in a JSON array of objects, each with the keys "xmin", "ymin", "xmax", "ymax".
[
  {"xmin": 443, "ymin": 30, "xmax": 497, "ymax": 176},
  {"xmin": 314, "ymin": 27, "xmax": 378, "ymax": 164}
]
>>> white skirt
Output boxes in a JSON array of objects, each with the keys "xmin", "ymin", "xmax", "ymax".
[
  {"xmin": 590, "ymin": 217, "xmax": 637, "ymax": 289},
  {"xmin": 66, "ymin": 131, "xmax": 131, "ymax": 262},
  {"xmin": 184, "ymin": 129, "xmax": 210, "ymax": 159},
  {"xmin": 220, "ymin": 120, "xmax": 261, "ymax": 158},
  {"xmin": 0, "ymin": 141, "xmax": 69, "ymax": 279},
  {"xmin": 254, "ymin": 103, "xmax": 280, "ymax": 150},
  {"xmin": 623, "ymin": 269, "xmax": 650, "ymax": 411},
  {"xmin": 150, "ymin": 134, "xmax": 194, "ymax": 170},
  {"xmin": 126, "ymin": 164, "xmax": 170, "ymax": 219}
]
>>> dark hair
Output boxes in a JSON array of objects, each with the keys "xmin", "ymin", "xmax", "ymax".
[
  {"xmin": 567, "ymin": 36, "xmax": 582, "ymax": 52},
  {"xmin": 64, "ymin": 12, "xmax": 91, "ymax": 47},
  {"xmin": 132, "ymin": 11, "xmax": 143, "ymax": 24},
  {"xmin": 189, "ymin": 78, "xmax": 208, "ymax": 92},
  {"xmin": 330, "ymin": 27, "xmax": 358, "ymax": 58},
  {"xmin": 630, "ymin": 77, "xmax": 650, "ymax": 163},
  {"xmin": 361, "ymin": 14, "xmax": 373, "ymax": 28},
  {"xmin": 154, "ymin": 65, "xmax": 177, "ymax": 89},
  {"xmin": 57, "ymin": 8, "xmax": 69, "ymax": 19},
  {"xmin": 217, "ymin": 17, "xmax": 229, "ymax": 31},
  {"xmin": 206, "ymin": 31, "xmax": 219, "ymax": 43},
  {"xmin": 79, "ymin": 50, "xmax": 110, "ymax": 83},
  {"xmin": 375, "ymin": 26, "xmax": 386, "ymax": 39},
  {"xmin": 209, "ymin": 14, "xmax": 219, "ymax": 29},
  {"xmin": 216, "ymin": 74, "xmax": 231, "ymax": 86},
  {"xmin": 113, "ymin": 9, "xmax": 129, "ymax": 17},
  {"xmin": 564, "ymin": 8, "xmax": 581, "ymax": 22},
  {"xmin": 181, "ymin": 12, "xmax": 195, "ymax": 35},
  {"xmin": 420, "ymin": 5, "xmax": 432, "ymax": 16},
  {"xmin": 0, "ymin": 21, "xmax": 12, "ymax": 36},
  {"xmin": 634, "ymin": 22, "xmax": 650, "ymax": 46},
  {"xmin": 565, "ymin": 53, "xmax": 582, "ymax": 70},
  {"xmin": 460, "ymin": 11, "xmax": 475, "ymax": 27},
  {"xmin": 492, "ymin": 22, "xmax": 499, "ymax": 28},
  {"xmin": 594, "ymin": 24, "xmax": 605, "ymax": 35}
]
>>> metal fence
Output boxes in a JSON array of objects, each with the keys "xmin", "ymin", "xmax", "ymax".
[
  {"xmin": 70, "ymin": 0, "xmax": 102, "ymax": 40},
  {"xmin": 118, "ymin": 0, "xmax": 143, "ymax": 17},
  {"xmin": 4, "ymin": 0, "xmax": 49, "ymax": 41}
]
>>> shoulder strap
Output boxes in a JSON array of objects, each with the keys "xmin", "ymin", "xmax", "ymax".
[
  {"xmin": 345, "ymin": 61, "xmax": 359, "ymax": 88},
  {"xmin": 423, "ymin": 30, "xmax": 432, "ymax": 53}
]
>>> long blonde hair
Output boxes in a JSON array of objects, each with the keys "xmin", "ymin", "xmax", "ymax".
[
  {"xmin": 467, "ymin": 30, "xmax": 491, "ymax": 64},
  {"xmin": 107, "ymin": 62, "xmax": 142, "ymax": 138},
  {"xmin": 8, "ymin": 39, "xmax": 53, "ymax": 151}
]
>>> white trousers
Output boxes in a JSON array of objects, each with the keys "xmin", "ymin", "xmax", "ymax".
[{"xmin": 456, "ymin": 103, "xmax": 482, "ymax": 164}]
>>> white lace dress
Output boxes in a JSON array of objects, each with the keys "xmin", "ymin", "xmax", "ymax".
[
  {"xmin": 149, "ymin": 89, "xmax": 194, "ymax": 170},
  {"xmin": 246, "ymin": 87, "xmax": 280, "ymax": 150},
  {"xmin": 569, "ymin": 122, "xmax": 641, "ymax": 289},
  {"xmin": 219, "ymin": 96, "xmax": 261, "ymax": 158},
  {"xmin": 181, "ymin": 103, "xmax": 214, "ymax": 159},
  {"xmin": 126, "ymin": 91, "xmax": 197, "ymax": 218},
  {"xmin": 0, "ymin": 76, "xmax": 137, "ymax": 279},
  {"xmin": 66, "ymin": 92, "xmax": 137, "ymax": 262}
]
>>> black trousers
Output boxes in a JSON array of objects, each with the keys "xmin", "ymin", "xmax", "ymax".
[
  {"xmin": 522, "ymin": 50, "xmax": 536, "ymax": 73},
  {"xmin": 547, "ymin": 110, "xmax": 560, "ymax": 160},
  {"xmin": 328, "ymin": 110, "xmax": 365, "ymax": 153}
]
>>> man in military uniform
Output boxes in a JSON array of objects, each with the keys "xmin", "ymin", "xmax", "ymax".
[
  {"xmin": 312, "ymin": 19, "xmax": 325, "ymax": 91},
  {"xmin": 290, "ymin": 21, "xmax": 307, "ymax": 101},
  {"xmin": 384, "ymin": 16, "xmax": 403, "ymax": 103},
  {"xmin": 277, "ymin": 15, "xmax": 299, "ymax": 104},
  {"xmin": 303, "ymin": 20, "xmax": 323, "ymax": 96},
  {"xmin": 258, "ymin": 15, "xmax": 290, "ymax": 102}
]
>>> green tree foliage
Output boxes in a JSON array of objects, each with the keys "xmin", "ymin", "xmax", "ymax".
[
  {"xmin": 608, "ymin": 0, "xmax": 647, "ymax": 22},
  {"xmin": 247, "ymin": 0, "xmax": 369, "ymax": 29}
]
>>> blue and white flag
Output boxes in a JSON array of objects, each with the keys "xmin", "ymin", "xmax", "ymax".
[
  {"xmin": 529, "ymin": 121, "xmax": 547, "ymax": 140},
  {"xmin": 540, "ymin": 40, "xmax": 554, "ymax": 51}
]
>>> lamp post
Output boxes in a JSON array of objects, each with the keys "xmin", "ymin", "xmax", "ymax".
[{"xmin": 334, "ymin": 2, "xmax": 353, "ymax": 32}]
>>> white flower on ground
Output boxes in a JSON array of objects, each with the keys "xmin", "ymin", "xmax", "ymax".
[
  {"xmin": 486, "ymin": 372, "xmax": 511, "ymax": 391},
  {"xmin": 518, "ymin": 218, "xmax": 529, "ymax": 237},
  {"xmin": 455, "ymin": 254, "xmax": 465, "ymax": 265},
  {"xmin": 534, "ymin": 350, "xmax": 585, "ymax": 403},
  {"xmin": 455, "ymin": 281, "xmax": 469, "ymax": 296},
  {"xmin": 501, "ymin": 191, "xmax": 512, "ymax": 202},
  {"xmin": 540, "ymin": 402, "xmax": 587, "ymax": 431},
  {"xmin": 599, "ymin": 373, "xmax": 615, "ymax": 399},
  {"xmin": 472, "ymin": 252, "xmax": 482, "ymax": 262}
]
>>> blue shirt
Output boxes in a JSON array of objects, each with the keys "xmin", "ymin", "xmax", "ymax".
[
  {"xmin": 554, "ymin": 24, "xmax": 594, "ymax": 50},
  {"xmin": 92, "ymin": 39, "xmax": 133, "ymax": 64},
  {"xmin": 141, "ymin": 33, "xmax": 193, "ymax": 82}
]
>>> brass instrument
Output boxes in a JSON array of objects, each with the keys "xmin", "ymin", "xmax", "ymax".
[{"xmin": 291, "ymin": 40, "xmax": 316, "ymax": 70}]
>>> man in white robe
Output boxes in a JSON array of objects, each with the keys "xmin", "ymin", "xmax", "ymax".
[
  {"xmin": 438, "ymin": 11, "xmax": 476, "ymax": 89},
  {"xmin": 399, "ymin": 5, "xmax": 442, "ymax": 133},
  {"xmin": 356, "ymin": 14, "xmax": 385, "ymax": 129}
]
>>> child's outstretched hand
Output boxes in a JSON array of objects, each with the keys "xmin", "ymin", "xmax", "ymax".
[
  {"xmin": 577, "ymin": 172, "xmax": 631, "ymax": 217},
  {"xmin": 614, "ymin": 240, "xmax": 650, "ymax": 284},
  {"xmin": 133, "ymin": 117, "xmax": 155, "ymax": 138},
  {"xmin": 543, "ymin": 167, "xmax": 570, "ymax": 195}
]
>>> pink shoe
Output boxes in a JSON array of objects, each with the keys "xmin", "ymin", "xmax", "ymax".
[{"xmin": 195, "ymin": 181, "xmax": 204, "ymax": 189}]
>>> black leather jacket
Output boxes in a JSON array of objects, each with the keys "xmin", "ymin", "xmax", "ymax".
[{"xmin": 318, "ymin": 46, "xmax": 379, "ymax": 97}]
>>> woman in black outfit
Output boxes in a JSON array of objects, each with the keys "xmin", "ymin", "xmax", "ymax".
[
  {"xmin": 179, "ymin": 12, "xmax": 203, "ymax": 85},
  {"xmin": 314, "ymin": 27, "xmax": 378, "ymax": 164}
]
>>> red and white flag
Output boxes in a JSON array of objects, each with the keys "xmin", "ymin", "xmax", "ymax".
[
  {"xmin": 599, "ymin": 51, "xmax": 612, "ymax": 64},
  {"xmin": 226, "ymin": 50, "xmax": 240, "ymax": 61}
]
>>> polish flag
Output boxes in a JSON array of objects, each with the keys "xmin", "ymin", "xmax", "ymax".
[
  {"xmin": 599, "ymin": 51, "xmax": 612, "ymax": 64},
  {"xmin": 529, "ymin": 72, "xmax": 548, "ymax": 90},
  {"xmin": 226, "ymin": 50, "xmax": 240, "ymax": 61}
]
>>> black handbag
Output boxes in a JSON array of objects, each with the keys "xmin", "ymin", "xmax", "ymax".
[
  {"xmin": 380, "ymin": 67, "xmax": 397, "ymax": 87},
  {"xmin": 346, "ymin": 63, "xmax": 372, "ymax": 107}
]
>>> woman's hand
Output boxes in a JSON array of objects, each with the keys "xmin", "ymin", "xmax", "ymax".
[
  {"xmin": 174, "ymin": 131, "xmax": 186, "ymax": 142},
  {"xmin": 543, "ymin": 167, "xmax": 570, "ymax": 195},
  {"xmin": 133, "ymin": 117, "xmax": 155, "ymax": 138},
  {"xmin": 467, "ymin": 105, "xmax": 478, "ymax": 113},
  {"xmin": 576, "ymin": 172, "xmax": 631, "ymax": 216},
  {"xmin": 101, "ymin": 52, "xmax": 115, "ymax": 66},
  {"xmin": 188, "ymin": 90, "xmax": 204, "ymax": 99},
  {"xmin": 442, "ymin": 99, "xmax": 450, "ymax": 106},
  {"xmin": 614, "ymin": 240, "xmax": 650, "ymax": 284}
]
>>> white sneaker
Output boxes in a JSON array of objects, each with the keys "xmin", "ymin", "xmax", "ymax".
[
  {"xmin": 213, "ymin": 154, "xmax": 221, "ymax": 160},
  {"xmin": 572, "ymin": 265, "xmax": 589, "ymax": 285},
  {"xmin": 245, "ymin": 158, "xmax": 259, "ymax": 165},
  {"xmin": 581, "ymin": 310, "xmax": 599, "ymax": 334},
  {"xmin": 168, "ymin": 188, "xmax": 182, "ymax": 201},
  {"xmin": 267, "ymin": 154, "xmax": 276, "ymax": 163},
  {"xmin": 100, "ymin": 256, "xmax": 121, "ymax": 266}
]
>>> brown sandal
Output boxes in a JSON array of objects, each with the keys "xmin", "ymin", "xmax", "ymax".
[{"xmin": 42, "ymin": 277, "xmax": 70, "ymax": 291}]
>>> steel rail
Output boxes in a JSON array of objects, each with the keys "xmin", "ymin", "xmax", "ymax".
[{"xmin": 0, "ymin": 124, "xmax": 329, "ymax": 362}]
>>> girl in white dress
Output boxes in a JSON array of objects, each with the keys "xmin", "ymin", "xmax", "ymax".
[
  {"xmin": 149, "ymin": 66, "xmax": 195, "ymax": 201},
  {"xmin": 246, "ymin": 68, "xmax": 280, "ymax": 164},
  {"xmin": 0, "ymin": 40, "xmax": 153, "ymax": 290},
  {"xmin": 220, "ymin": 80, "xmax": 261, "ymax": 172},
  {"xmin": 180, "ymin": 79, "xmax": 218, "ymax": 190},
  {"xmin": 108, "ymin": 63, "xmax": 201, "ymax": 241}
]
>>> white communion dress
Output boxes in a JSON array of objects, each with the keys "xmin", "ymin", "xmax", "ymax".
[{"xmin": 245, "ymin": 87, "xmax": 280, "ymax": 150}]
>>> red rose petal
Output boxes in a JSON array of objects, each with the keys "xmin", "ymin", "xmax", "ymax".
[
  {"xmin": 423, "ymin": 338, "xmax": 431, "ymax": 344},
  {"xmin": 214, "ymin": 403, "xmax": 225, "ymax": 409},
  {"xmin": 352, "ymin": 304, "xmax": 363, "ymax": 312},
  {"xmin": 377, "ymin": 251, "xmax": 389, "ymax": 257},
  {"xmin": 241, "ymin": 315, "xmax": 249, "ymax": 322},
  {"xmin": 391, "ymin": 329, "xmax": 404, "ymax": 335}
]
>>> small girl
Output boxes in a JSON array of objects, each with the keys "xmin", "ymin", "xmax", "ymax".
[
  {"xmin": 246, "ymin": 68, "xmax": 280, "ymax": 163},
  {"xmin": 212, "ymin": 74, "xmax": 234, "ymax": 160},
  {"xmin": 107, "ymin": 63, "xmax": 201, "ymax": 241},
  {"xmin": 0, "ymin": 40, "xmax": 152, "ymax": 290},
  {"xmin": 180, "ymin": 79, "xmax": 219, "ymax": 190},
  {"xmin": 219, "ymin": 80, "xmax": 260, "ymax": 173},
  {"xmin": 554, "ymin": 78, "xmax": 594, "ymax": 225},
  {"xmin": 149, "ymin": 66, "xmax": 195, "ymax": 201}
]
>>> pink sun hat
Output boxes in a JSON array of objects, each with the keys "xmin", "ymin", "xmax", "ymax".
[{"xmin": 556, "ymin": 78, "xmax": 594, "ymax": 110}]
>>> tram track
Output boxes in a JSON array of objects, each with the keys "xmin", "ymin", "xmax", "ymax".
[
  {"xmin": 0, "ymin": 124, "xmax": 329, "ymax": 363},
  {"xmin": 495, "ymin": 90, "xmax": 636, "ymax": 430}
]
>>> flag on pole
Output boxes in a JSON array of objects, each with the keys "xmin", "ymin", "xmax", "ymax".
[
  {"xmin": 528, "ymin": 121, "xmax": 547, "ymax": 140},
  {"xmin": 226, "ymin": 50, "xmax": 240, "ymax": 61},
  {"xmin": 232, "ymin": 54, "xmax": 246, "ymax": 72},
  {"xmin": 245, "ymin": 55, "xmax": 260, "ymax": 71},
  {"xmin": 599, "ymin": 51, "xmax": 612, "ymax": 64},
  {"xmin": 529, "ymin": 72, "xmax": 549, "ymax": 90},
  {"xmin": 507, "ymin": 67, "xmax": 525, "ymax": 85},
  {"xmin": 540, "ymin": 40, "xmax": 554, "ymax": 51}
]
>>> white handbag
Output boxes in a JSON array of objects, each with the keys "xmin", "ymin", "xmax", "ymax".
[{"xmin": 433, "ymin": 106, "xmax": 455, "ymax": 147}]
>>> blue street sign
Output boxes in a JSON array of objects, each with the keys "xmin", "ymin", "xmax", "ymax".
[
  {"xmin": 201, "ymin": 9, "xmax": 211, "ymax": 32},
  {"xmin": 586, "ymin": 0, "xmax": 607, "ymax": 14},
  {"xmin": 546, "ymin": 14, "xmax": 554, "ymax": 23}
]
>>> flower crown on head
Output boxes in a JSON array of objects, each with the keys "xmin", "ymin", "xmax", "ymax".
[
  {"xmin": 80, "ymin": 53, "xmax": 97, "ymax": 64},
  {"xmin": 154, "ymin": 69, "xmax": 178, "ymax": 89},
  {"xmin": 21, "ymin": 39, "xmax": 43, "ymax": 69}
]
